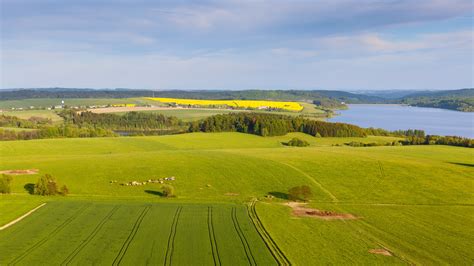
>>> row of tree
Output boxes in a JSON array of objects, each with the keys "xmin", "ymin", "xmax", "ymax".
[
  {"xmin": 0, "ymin": 174, "xmax": 68, "ymax": 195},
  {"xmin": 402, "ymin": 135, "xmax": 473, "ymax": 147},
  {"xmin": 60, "ymin": 110, "xmax": 183, "ymax": 130},
  {"xmin": 0, "ymin": 125, "xmax": 115, "ymax": 140},
  {"xmin": 189, "ymin": 113, "xmax": 368, "ymax": 137}
]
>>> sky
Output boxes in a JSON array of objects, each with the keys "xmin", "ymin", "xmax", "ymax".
[{"xmin": 1, "ymin": 0, "xmax": 473, "ymax": 90}]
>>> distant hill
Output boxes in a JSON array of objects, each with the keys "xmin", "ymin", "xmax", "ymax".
[
  {"xmin": 0, "ymin": 88, "xmax": 383, "ymax": 109},
  {"xmin": 1, "ymin": 88, "xmax": 472, "ymax": 111},
  {"xmin": 398, "ymin": 89, "xmax": 474, "ymax": 112}
]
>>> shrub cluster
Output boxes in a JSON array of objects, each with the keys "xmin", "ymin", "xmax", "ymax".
[
  {"xmin": 34, "ymin": 174, "xmax": 69, "ymax": 196},
  {"xmin": 60, "ymin": 110, "xmax": 182, "ymax": 130},
  {"xmin": 0, "ymin": 175, "xmax": 12, "ymax": 194},
  {"xmin": 286, "ymin": 138, "xmax": 310, "ymax": 147}
]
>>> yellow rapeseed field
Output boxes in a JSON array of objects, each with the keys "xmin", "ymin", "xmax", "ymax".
[{"xmin": 146, "ymin": 97, "xmax": 303, "ymax": 111}]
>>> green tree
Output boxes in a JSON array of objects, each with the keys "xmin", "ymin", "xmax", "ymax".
[
  {"xmin": 34, "ymin": 174, "xmax": 58, "ymax": 195},
  {"xmin": 287, "ymin": 137, "xmax": 310, "ymax": 147},
  {"xmin": 0, "ymin": 174, "xmax": 12, "ymax": 194}
]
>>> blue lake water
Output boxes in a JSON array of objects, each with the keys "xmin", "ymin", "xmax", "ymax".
[{"xmin": 329, "ymin": 104, "xmax": 474, "ymax": 138}]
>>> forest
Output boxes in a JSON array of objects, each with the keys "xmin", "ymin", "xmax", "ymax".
[{"xmin": 0, "ymin": 111, "xmax": 472, "ymax": 147}]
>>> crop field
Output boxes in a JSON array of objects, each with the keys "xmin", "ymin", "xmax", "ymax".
[
  {"xmin": 147, "ymin": 97, "xmax": 304, "ymax": 111},
  {"xmin": 0, "ymin": 201, "xmax": 278, "ymax": 265},
  {"xmin": 0, "ymin": 132, "xmax": 473, "ymax": 264}
]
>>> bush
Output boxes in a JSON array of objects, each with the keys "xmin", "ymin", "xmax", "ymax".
[
  {"xmin": 60, "ymin": 185, "xmax": 69, "ymax": 196},
  {"xmin": 286, "ymin": 137, "xmax": 310, "ymax": 147},
  {"xmin": 162, "ymin": 185, "xmax": 175, "ymax": 197},
  {"xmin": 288, "ymin": 185, "xmax": 312, "ymax": 202},
  {"xmin": 0, "ymin": 174, "xmax": 12, "ymax": 194},
  {"xmin": 34, "ymin": 174, "xmax": 58, "ymax": 196}
]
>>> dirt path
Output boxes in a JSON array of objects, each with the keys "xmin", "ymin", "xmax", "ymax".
[
  {"xmin": 0, "ymin": 203, "xmax": 46, "ymax": 231},
  {"xmin": 87, "ymin": 106, "xmax": 242, "ymax": 114},
  {"xmin": 87, "ymin": 106, "xmax": 179, "ymax": 113}
]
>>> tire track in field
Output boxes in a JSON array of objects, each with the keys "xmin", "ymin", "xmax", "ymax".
[
  {"xmin": 247, "ymin": 201, "xmax": 291, "ymax": 266},
  {"xmin": 354, "ymin": 161, "xmax": 387, "ymax": 201},
  {"xmin": 164, "ymin": 206, "xmax": 182, "ymax": 266},
  {"xmin": 61, "ymin": 205, "xmax": 119, "ymax": 266},
  {"xmin": 9, "ymin": 203, "xmax": 90, "ymax": 265},
  {"xmin": 231, "ymin": 207, "xmax": 256, "ymax": 266},
  {"xmin": 112, "ymin": 205, "xmax": 151, "ymax": 266},
  {"xmin": 278, "ymin": 161, "xmax": 338, "ymax": 203},
  {"xmin": 207, "ymin": 206, "xmax": 221, "ymax": 266}
]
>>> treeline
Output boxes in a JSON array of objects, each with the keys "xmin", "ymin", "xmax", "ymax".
[
  {"xmin": 0, "ymin": 115, "xmax": 52, "ymax": 128},
  {"xmin": 346, "ymin": 135, "xmax": 473, "ymax": 148},
  {"xmin": 0, "ymin": 125, "xmax": 115, "ymax": 140},
  {"xmin": 399, "ymin": 89, "xmax": 474, "ymax": 112},
  {"xmin": 402, "ymin": 135, "xmax": 473, "ymax": 147},
  {"xmin": 60, "ymin": 110, "xmax": 183, "ymax": 130},
  {"xmin": 365, "ymin": 128, "xmax": 426, "ymax": 138},
  {"xmin": 189, "ymin": 113, "xmax": 367, "ymax": 137}
]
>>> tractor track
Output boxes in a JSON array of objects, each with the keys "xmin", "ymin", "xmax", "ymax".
[
  {"xmin": 61, "ymin": 205, "xmax": 119, "ymax": 266},
  {"xmin": 248, "ymin": 201, "xmax": 291, "ymax": 266},
  {"xmin": 113, "ymin": 205, "xmax": 151, "ymax": 266},
  {"xmin": 164, "ymin": 206, "xmax": 182, "ymax": 266},
  {"xmin": 208, "ymin": 206, "xmax": 221, "ymax": 266},
  {"xmin": 231, "ymin": 207, "xmax": 256, "ymax": 266},
  {"xmin": 9, "ymin": 203, "xmax": 91, "ymax": 266}
]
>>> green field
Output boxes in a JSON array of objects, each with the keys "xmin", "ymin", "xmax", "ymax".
[
  {"xmin": 0, "ymin": 109, "xmax": 63, "ymax": 122},
  {"xmin": 0, "ymin": 132, "xmax": 473, "ymax": 264},
  {"xmin": 0, "ymin": 201, "xmax": 277, "ymax": 265}
]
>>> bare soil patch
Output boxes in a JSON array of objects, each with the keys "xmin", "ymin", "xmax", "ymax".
[
  {"xmin": 225, "ymin": 192, "xmax": 239, "ymax": 196},
  {"xmin": 369, "ymin": 249, "xmax": 392, "ymax": 256},
  {"xmin": 285, "ymin": 202, "xmax": 356, "ymax": 220},
  {"xmin": 0, "ymin": 169, "xmax": 39, "ymax": 175}
]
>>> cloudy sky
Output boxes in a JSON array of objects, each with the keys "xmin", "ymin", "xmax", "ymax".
[{"xmin": 1, "ymin": 0, "xmax": 473, "ymax": 90}]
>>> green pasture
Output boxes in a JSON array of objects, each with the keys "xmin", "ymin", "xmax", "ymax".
[{"xmin": 0, "ymin": 132, "xmax": 472, "ymax": 264}]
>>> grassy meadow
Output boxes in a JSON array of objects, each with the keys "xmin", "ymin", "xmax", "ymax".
[{"xmin": 0, "ymin": 132, "xmax": 473, "ymax": 264}]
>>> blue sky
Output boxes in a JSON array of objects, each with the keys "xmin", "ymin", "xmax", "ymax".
[{"xmin": 1, "ymin": 0, "xmax": 473, "ymax": 90}]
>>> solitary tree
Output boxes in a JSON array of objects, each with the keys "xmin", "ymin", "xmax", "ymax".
[{"xmin": 288, "ymin": 185, "xmax": 312, "ymax": 202}]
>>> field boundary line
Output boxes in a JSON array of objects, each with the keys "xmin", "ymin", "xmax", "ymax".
[
  {"xmin": 247, "ymin": 201, "xmax": 291, "ymax": 266},
  {"xmin": 113, "ymin": 205, "xmax": 151, "ymax": 266},
  {"xmin": 207, "ymin": 206, "xmax": 221, "ymax": 266},
  {"xmin": 10, "ymin": 203, "xmax": 90, "ymax": 265},
  {"xmin": 164, "ymin": 206, "xmax": 182, "ymax": 266},
  {"xmin": 0, "ymin": 203, "xmax": 46, "ymax": 231},
  {"xmin": 231, "ymin": 207, "xmax": 256, "ymax": 266},
  {"xmin": 278, "ymin": 161, "xmax": 338, "ymax": 202},
  {"xmin": 61, "ymin": 205, "xmax": 119, "ymax": 266}
]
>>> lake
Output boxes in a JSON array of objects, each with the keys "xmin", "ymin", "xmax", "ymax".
[{"xmin": 329, "ymin": 104, "xmax": 474, "ymax": 138}]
